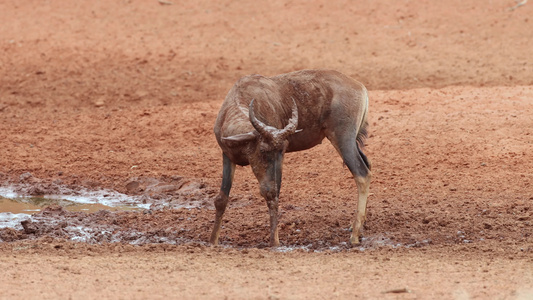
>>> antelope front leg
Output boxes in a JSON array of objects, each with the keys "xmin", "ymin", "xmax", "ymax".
[
  {"xmin": 252, "ymin": 151, "xmax": 284, "ymax": 247},
  {"xmin": 210, "ymin": 153, "xmax": 235, "ymax": 245},
  {"xmin": 210, "ymin": 192, "xmax": 228, "ymax": 245},
  {"xmin": 259, "ymin": 180, "xmax": 281, "ymax": 247},
  {"xmin": 350, "ymin": 175, "xmax": 371, "ymax": 245}
]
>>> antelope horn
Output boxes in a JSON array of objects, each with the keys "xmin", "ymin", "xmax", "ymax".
[
  {"xmin": 249, "ymin": 99, "xmax": 275, "ymax": 140},
  {"xmin": 278, "ymin": 97, "xmax": 299, "ymax": 140},
  {"xmin": 249, "ymin": 98, "xmax": 299, "ymax": 142}
]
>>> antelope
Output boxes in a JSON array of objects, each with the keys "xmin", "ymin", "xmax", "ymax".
[{"xmin": 211, "ymin": 69, "xmax": 371, "ymax": 247}]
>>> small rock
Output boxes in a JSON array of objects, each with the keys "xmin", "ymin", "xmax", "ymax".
[
  {"xmin": 135, "ymin": 90, "xmax": 148, "ymax": 99},
  {"xmin": 125, "ymin": 180, "xmax": 140, "ymax": 192},
  {"xmin": 19, "ymin": 172, "xmax": 33, "ymax": 182},
  {"xmin": 94, "ymin": 97, "xmax": 105, "ymax": 107},
  {"xmin": 21, "ymin": 220, "xmax": 38, "ymax": 234}
]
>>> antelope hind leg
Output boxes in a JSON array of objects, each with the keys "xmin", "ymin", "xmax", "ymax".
[
  {"xmin": 328, "ymin": 133, "xmax": 371, "ymax": 245},
  {"xmin": 350, "ymin": 174, "xmax": 370, "ymax": 244}
]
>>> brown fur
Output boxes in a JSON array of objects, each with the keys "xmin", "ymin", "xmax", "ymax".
[{"xmin": 211, "ymin": 69, "xmax": 371, "ymax": 247}]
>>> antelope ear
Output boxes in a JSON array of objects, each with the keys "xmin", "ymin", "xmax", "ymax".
[{"xmin": 222, "ymin": 132, "xmax": 257, "ymax": 142}]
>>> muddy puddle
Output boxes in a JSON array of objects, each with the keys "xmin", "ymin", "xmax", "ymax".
[
  {"xmin": 0, "ymin": 197, "xmax": 142, "ymax": 214},
  {"xmin": 0, "ymin": 185, "xmax": 151, "ymax": 209},
  {"xmin": 0, "ymin": 177, "xmax": 218, "ymax": 245},
  {"xmin": 0, "ymin": 190, "xmax": 148, "ymax": 231},
  {"xmin": 0, "ymin": 175, "xmax": 214, "ymax": 231}
]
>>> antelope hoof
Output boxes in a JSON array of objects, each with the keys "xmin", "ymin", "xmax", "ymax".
[
  {"xmin": 209, "ymin": 232, "xmax": 220, "ymax": 246},
  {"xmin": 270, "ymin": 237, "xmax": 280, "ymax": 248},
  {"xmin": 350, "ymin": 234, "xmax": 361, "ymax": 245}
]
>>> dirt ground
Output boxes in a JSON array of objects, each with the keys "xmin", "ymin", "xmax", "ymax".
[{"xmin": 1, "ymin": 0, "xmax": 532, "ymax": 299}]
